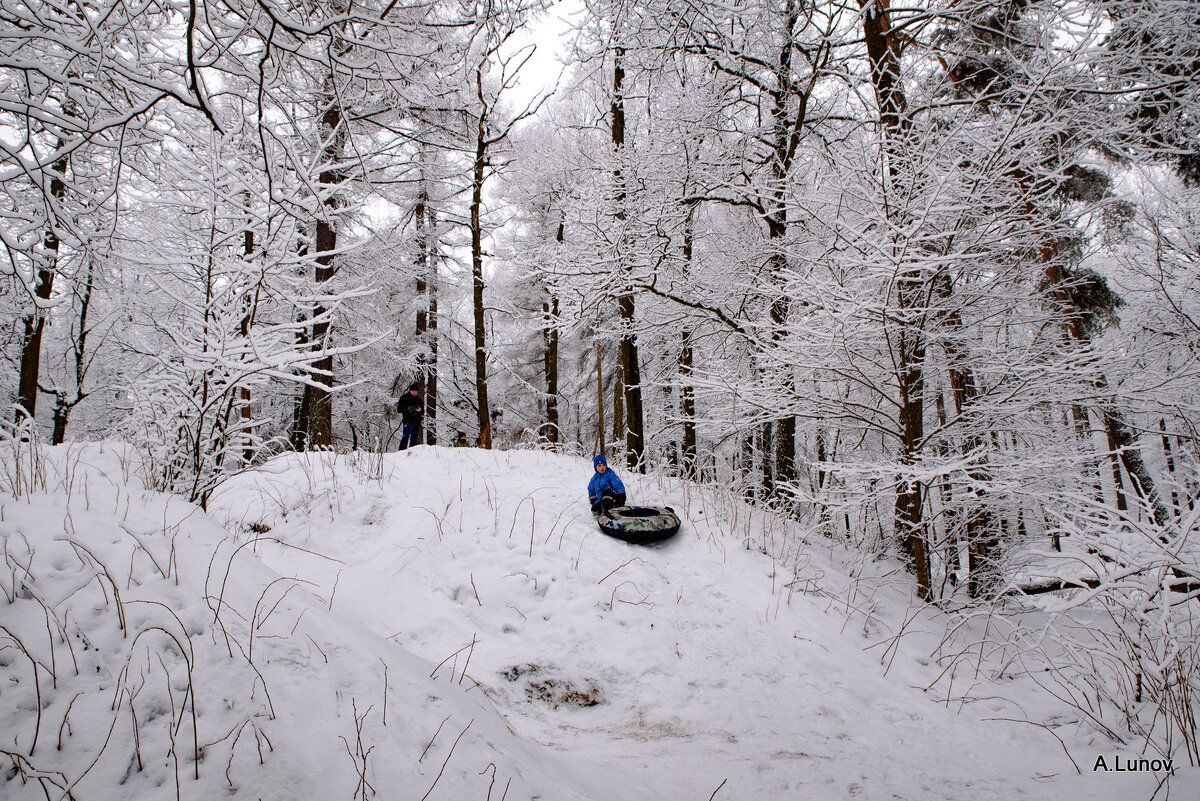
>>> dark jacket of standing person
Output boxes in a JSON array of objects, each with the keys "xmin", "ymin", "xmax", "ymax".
[
  {"xmin": 397, "ymin": 388, "xmax": 423, "ymax": 425},
  {"xmin": 397, "ymin": 384, "xmax": 423, "ymax": 450}
]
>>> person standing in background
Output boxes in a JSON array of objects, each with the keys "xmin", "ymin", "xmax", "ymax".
[{"xmin": 397, "ymin": 383, "xmax": 423, "ymax": 450}]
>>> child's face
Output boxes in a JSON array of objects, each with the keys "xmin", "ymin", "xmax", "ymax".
[{"xmin": 596, "ymin": 463, "xmax": 607, "ymax": 473}]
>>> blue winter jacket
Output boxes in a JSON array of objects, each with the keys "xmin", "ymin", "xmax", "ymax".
[{"xmin": 588, "ymin": 465, "xmax": 626, "ymax": 504}]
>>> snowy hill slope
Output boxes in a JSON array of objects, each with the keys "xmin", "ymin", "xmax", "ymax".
[
  {"xmin": 3, "ymin": 443, "xmax": 1186, "ymax": 800},
  {"xmin": 1, "ymin": 444, "xmax": 633, "ymax": 801},
  {"xmin": 210, "ymin": 446, "xmax": 1107, "ymax": 801}
]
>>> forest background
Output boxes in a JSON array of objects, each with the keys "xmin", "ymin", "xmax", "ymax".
[{"xmin": 2, "ymin": 0, "xmax": 1200, "ymax": 776}]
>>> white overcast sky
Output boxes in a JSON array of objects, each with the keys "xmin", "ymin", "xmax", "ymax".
[{"xmin": 506, "ymin": 0, "xmax": 583, "ymax": 113}]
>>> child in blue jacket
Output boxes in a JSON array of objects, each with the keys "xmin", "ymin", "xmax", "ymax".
[{"xmin": 588, "ymin": 455, "xmax": 627, "ymax": 515}]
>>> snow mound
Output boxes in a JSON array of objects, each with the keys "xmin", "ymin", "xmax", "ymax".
[
  {"xmin": 5, "ymin": 443, "xmax": 1192, "ymax": 800},
  {"xmin": 0, "ymin": 444, "xmax": 641, "ymax": 801}
]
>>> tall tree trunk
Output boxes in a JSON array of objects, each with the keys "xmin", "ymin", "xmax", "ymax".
[
  {"xmin": 863, "ymin": 0, "xmax": 931, "ymax": 599},
  {"xmin": 291, "ymin": 235, "xmax": 311, "ymax": 451},
  {"xmin": 861, "ymin": 0, "xmax": 905, "ymax": 133},
  {"xmin": 50, "ymin": 395, "xmax": 68, "ymax": 443},
  {"xmin": 679, "ymin": 328, "xmax": 696, "ymax": 477},
  {"xmin": 425, "ymin": 208, "xmax": 439, "ymax": 446},
  {"xmin": 1102, "ymin": 388, "xmax": 1168, "ymax": 523},
  {"xmin": 17, "ymin": 152, "xmax": 68, "ymax": 424},
  {"xmin": 415, "ymin": 200, "xmax": 439, "ymax": 447},
  {"xmin": 931, "ymin": 266, "xmax": 999, "ymax": 597},
  {"xmin": 306, "ymin": 190, "xmax": 338, "ymax": 448},
  {"xmin": 50, "ymin": 255, "xmax": 95, "ymax": 445},
  {"xmin": 415, "ymin": 187, "xmax": 427, "ymax": 373},
  {"xmin": 764, "ymin": 0, "xmax": 802, "ymax": 491},
  {"xmin": 894, "ymin": 310, "xmax": 931, "ymax": 600},
  {"xmin": 932, "ymin": 389, "xmax": 957, "ymax": 589},
  {"xmin": 1104, "ymin": 410, "xmax": 1129, "ymax": 512},
  {"xmin": 1043, "ymin": 257, "xmax": 1168, "ymax": 523},
  {"xmin": 954, "ymin": 364, "xmax": 999, "ymax": 597},
  {"xmin": 737, "ymin": 432, "xmax": 756, "ymax": 498},
  {"xmin": 679, "ymin": 89, "xmax": 698, "ymax": 479},
  {"xmin": 414, "ymin": 185, "xmax": 437, "ymax": 445},
  {"xmin": 301, "ymin": 35, "xmax": 349, "ymax": 450},
  {"xmin": 611, "ymin": 46, "xmax": 646, "ymax": 471},
  {"xmin": 291, "ymin": 304, "xmax": 311, "ymax": 450},
  {"xmin": 195, "ymin": 203, "xmax": 218, "ymax": 494},
  {"xmin": 541, "ymin": 292, "xmax": 560, "ymax": 445},
  {"xmin": 541, "ymin": 220, "xmax": 562, "ymax": 446},
  {"xmin": 240, "ymin": 194, "xmax": 255, "ymax": 462},
  {"xmin": 618, "ymin": 295, "xmax": 644, "ymax": 470},
  {"xmin": 1160, "ymin": 418, "xmax": 1181, "ymax": 514},
  {"xmin": 816, "ymin": 427, "xmax": 828, "ymax": 498},
  {"xmin": 596, "ymin": 341, "xmax": 605, "ymax": 455},
  {"xmin": 1008, "ymin": 104, "xmax": 1170, "ymax": 525},
  {"xmin": 678, "ymin": 249, "xmax": 696, "ymax": 475},
  {"xmin": 612, "ymin": 368, "xmax": 624, "ymax": 451},
  {"xmin": 471, "ymin": 68, "xmax": 492, "ymax": 449}
]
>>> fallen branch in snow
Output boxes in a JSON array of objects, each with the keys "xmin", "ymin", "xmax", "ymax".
[
  {"xmin": 429, "ymin": 639, "xmax": 478, "ymax": 681},
  {"xmin": 380, "ymin": 659, "xmax": 389, "ymax": 726},
  {"xmin": 1010, "ymin": 575, "xmax": 1200, "ymax": 598},
  {"xmin": 208, "ymin": 536, "xmax": 343, "ymax": 641},
  {"xmin": 250, "ymin": 576, "xmax": 317, "ymax": 664},
  {"xmin": 862, "ymin": 604, "xmax": 921, "ymax": 677},
  {"xmin": 459, "ymin": 634, "xmax": 477, "ymax": 685},
  {"xmin": 0, "ymin": 748, "xmax": 72, "ymax": 799},
  {"xmin": 214, "ymin": 716, "xmax": 273, "ymax": 787},
  {"xmin": 1008, "ymin": 577, "xmax": 1100, "ymax": 595},
  {"xmin": 0, "ymin": 624, "xmax": 44, "ymax": 755},
  {"xmin": 61, "ymin": 712, "xmax": 122, "ymax": 798},
  {"xmin": 419, "ymin": 719, "xmax": 473, "ymax": 801},
  {"xmin": 307, "ymin": 635, "xmax": 328, "ymax": 663},
  {"xmin": 204, "ymin": 533, "xmax": 342, "ymax": 716},
  {"xmin": 118, "ymin": 523, "xmax": 170, "ymax": 580},
  {"xmin": 596, "ymin": 557, "xmax": 645, "ymax": 585},
  {"xmin": 983, "ymin": 716, "xmax": 1080, "ymax": 774},
  {"xmin": 328, "ymin": 569, "xmax": 342, "ymax": 610},
  {"xmin": 224, "ymin": 724, "xmax": 247, "ymax": 787},
  {"xmin": 419, "ymin": 715, "xmax": 451, "ymax": 763},
  {"xmin": 607, "ymin": 580, "xmax": 652, "ymax": 610},
  {"xmin": 56, "ymin": 692, "xmax": 82, "ymax": 750}
]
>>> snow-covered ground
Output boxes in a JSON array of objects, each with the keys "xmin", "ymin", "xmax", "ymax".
[{"xmin": 2, "ymin": 443, "xmax": 1193, "ymax": 800}]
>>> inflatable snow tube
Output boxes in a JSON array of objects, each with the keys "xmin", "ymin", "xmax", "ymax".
[{"xmin": 596, "ymin": 506, "xmax": 681, "ymax": 544}]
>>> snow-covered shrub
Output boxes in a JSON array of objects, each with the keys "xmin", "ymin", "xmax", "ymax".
[
  {"xmin": 1037, "ymin": 501, "xmax": 1200, "ymax": 766},
  {"xmin": 0, "ymin": 415, "xmax": 46, "ymax": 499}
]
